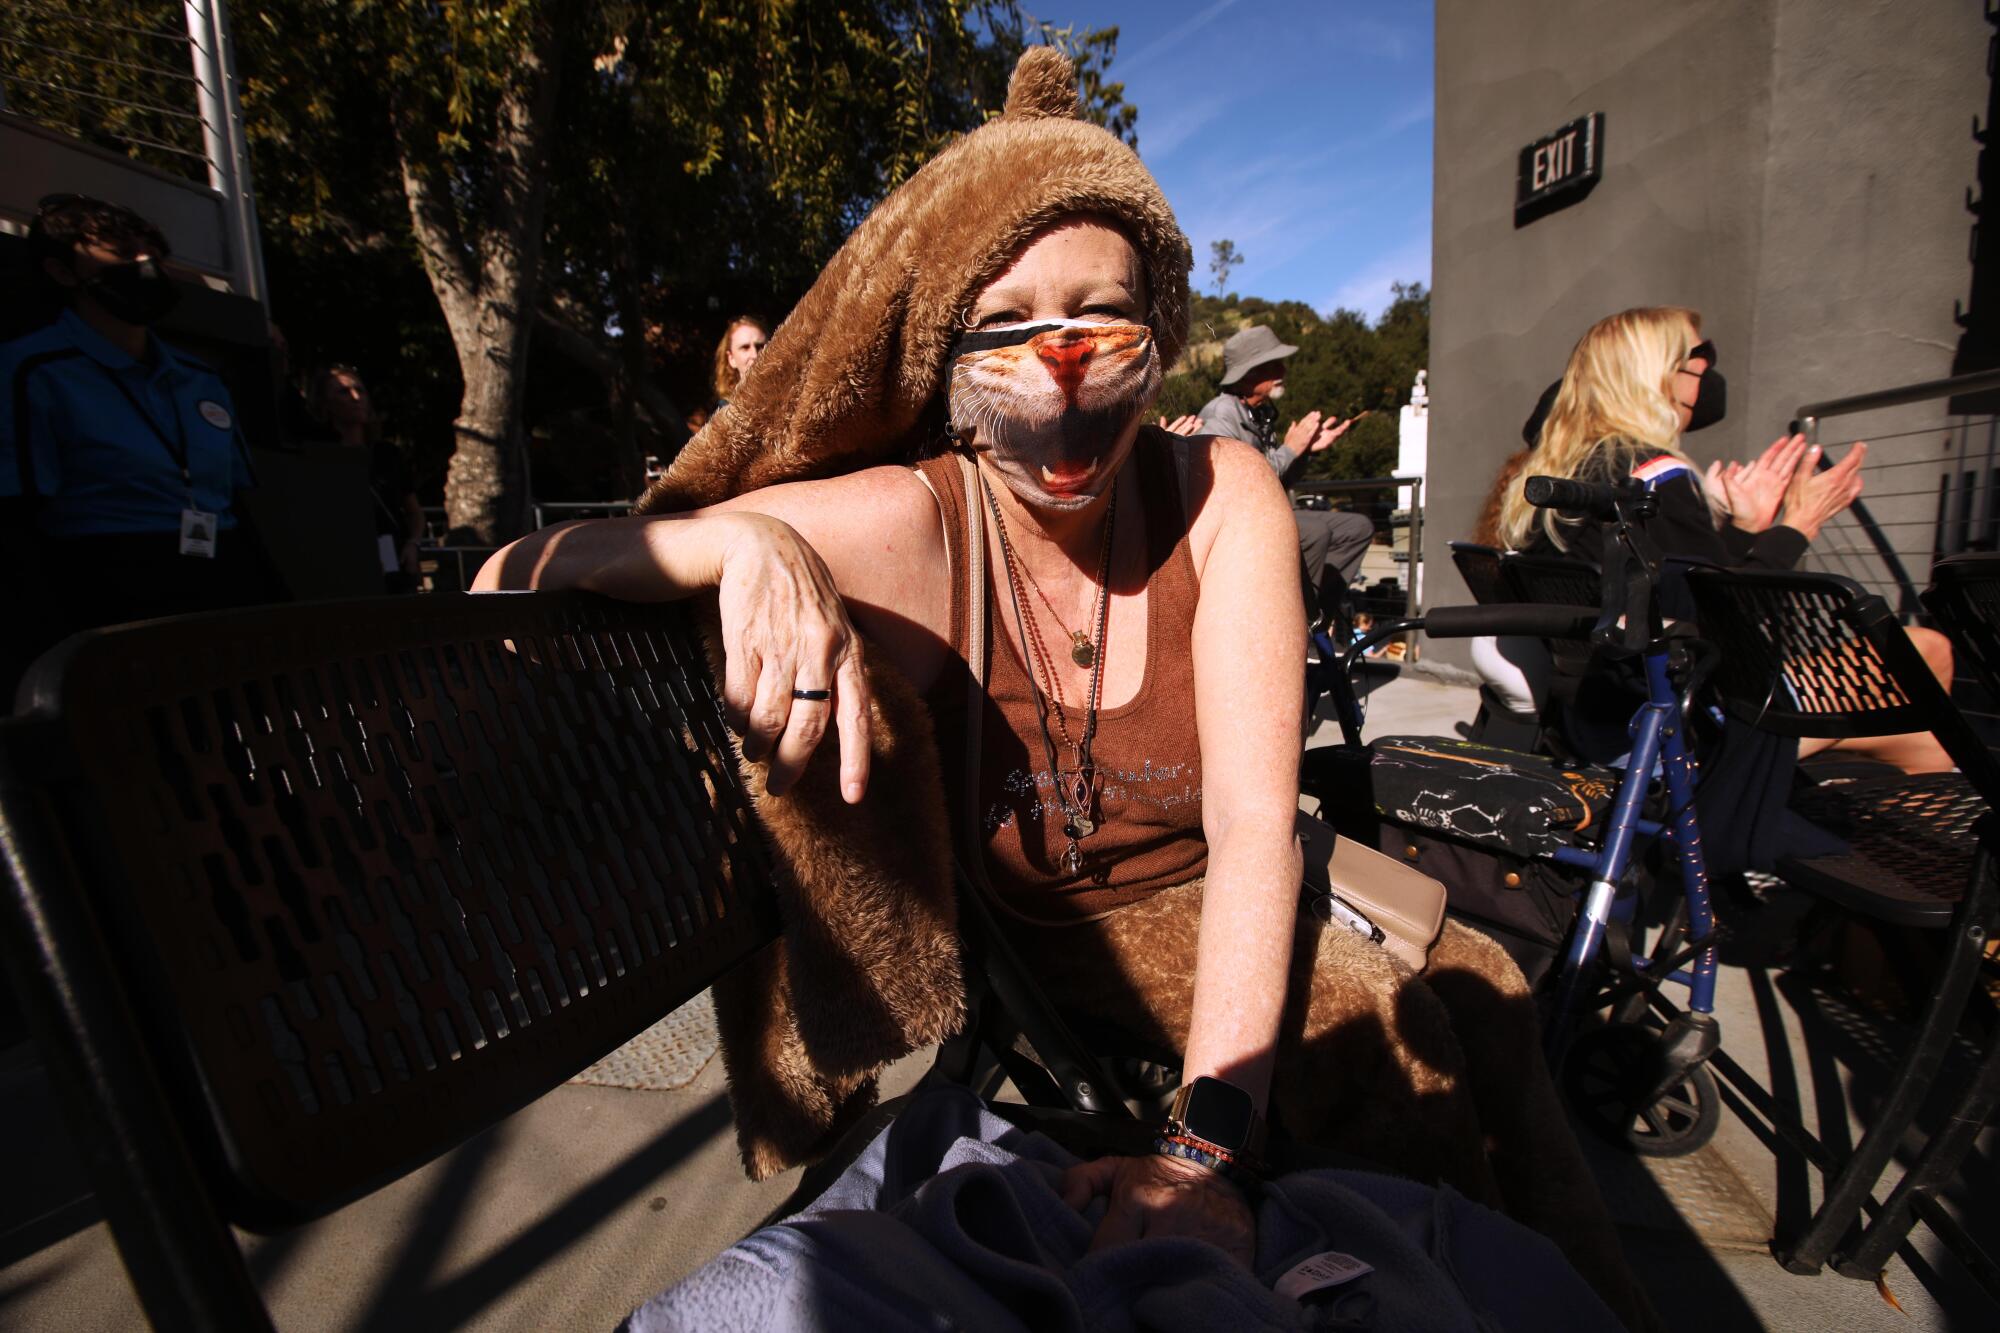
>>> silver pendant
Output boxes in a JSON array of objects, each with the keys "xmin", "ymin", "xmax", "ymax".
[{"xmin": 1061, "ymin": 840, "xmax": 1083, "ymax": 875}]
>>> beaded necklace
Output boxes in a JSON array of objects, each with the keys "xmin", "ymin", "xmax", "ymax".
[{"xmin": 980, "ymin": 473, "xmax": 1117, "ymax": 876}]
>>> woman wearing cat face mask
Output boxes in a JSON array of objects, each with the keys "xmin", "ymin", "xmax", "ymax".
[{"xmin": 479, "ymin": 51, "xmax": 1646, "ymax": 1326}]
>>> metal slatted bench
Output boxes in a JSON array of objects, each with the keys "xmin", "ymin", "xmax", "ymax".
[
  {"xmin": 0, "ymin": 592, "xmax": 1148, "ymax": 1331},
  {"xmin": 0, "ymin": 594, "xmax": 789, "ymax": 1328},
  {"xmin": 1682, "ymin": 566, "xmax": 1999, "ymax": 1293}
]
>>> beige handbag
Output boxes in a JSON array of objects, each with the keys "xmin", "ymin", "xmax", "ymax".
[{"xmin": 1296, "ymin": 810, "xmax": 1446, "ymax": 973}]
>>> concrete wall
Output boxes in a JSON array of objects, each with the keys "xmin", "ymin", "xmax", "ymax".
[{"xmin": 1427, "ymin": 0, "xmax": 1988, "ymax": 661}]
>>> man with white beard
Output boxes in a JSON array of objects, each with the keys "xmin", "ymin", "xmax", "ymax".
[{"xmin": 1196, "ymin": 325, "xmax": 1374, "ymax": 618}]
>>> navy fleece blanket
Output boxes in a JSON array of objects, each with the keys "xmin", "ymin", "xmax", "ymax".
[{"xmin": 625, "ymin": 1085, "xmax": 1622, "ymax": 1332}]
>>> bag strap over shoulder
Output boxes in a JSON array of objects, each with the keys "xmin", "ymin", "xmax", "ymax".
[
  {"xmin": 952, "ymin": 458, "xmax": 1061, "ymax": 925},
  {"xmin": 956, "ymin": 452, "xmax": 986, "ymax": 830}
]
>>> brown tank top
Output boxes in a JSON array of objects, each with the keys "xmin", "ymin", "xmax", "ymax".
[{"xmin": 916, "ymin": 431, "xmax": 1207, "ymax": 925}]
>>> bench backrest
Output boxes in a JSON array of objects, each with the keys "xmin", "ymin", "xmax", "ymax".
[
  {"xmin": 0, "ymin": 593, "xmax": 779, "ymax": 1325},
  {"xmin": 1685, "ymin": 567, "xmax": 1999, "ymax": 796}
]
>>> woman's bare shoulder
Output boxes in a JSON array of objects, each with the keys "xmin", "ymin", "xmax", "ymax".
[{"xmin": 1169, "ymin": 433, "xmax": 1292, "ymax": 576}]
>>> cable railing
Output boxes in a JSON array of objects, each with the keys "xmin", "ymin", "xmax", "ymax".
[
  {"xmin": 1790, "ymin": 368, "xmax": 2000, "ymax": 617},
  {"xmin": 2, "ymin": 2, "xmax": 266, "ymax": 303},
  {"xmin": 1290, "ymin": 474, "xmax": 1425, "ymax": 627},
  {"xmin": 0, "ymin": 3, "xmax": 207, "ymax": 180},
  {"xmin": 1791, "ymin": 368, "xmax": 2000, "ymax": 729}
]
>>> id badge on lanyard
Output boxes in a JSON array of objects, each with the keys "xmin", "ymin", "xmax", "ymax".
[
  {"xmin": 180, "ymin": 502, "xmax": 218, "ymax": 558},
  {"xmin": 108, "ymin": 374, "xmax": 219, "ymax": 558}
]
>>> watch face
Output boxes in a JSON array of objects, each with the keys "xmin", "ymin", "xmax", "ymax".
[{"xmin": 1183, "ymin": 1077, "xmax": 1255, "ymax": 1152}]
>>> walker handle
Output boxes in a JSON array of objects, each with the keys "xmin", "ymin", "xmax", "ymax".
[{"xmin": 1420, "ymin": 603, "xmax": 1598, "ymax": 641}]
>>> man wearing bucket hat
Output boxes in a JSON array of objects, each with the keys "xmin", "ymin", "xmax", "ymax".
[{"xmin": 1197, "ymin": 325, "xmax": 1375, "ymax": 613}]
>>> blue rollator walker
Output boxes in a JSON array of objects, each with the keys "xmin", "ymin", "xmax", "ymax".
[{"xmin": 1308, "ymin": 474, "xmax": 1728, "ymax": 1155}]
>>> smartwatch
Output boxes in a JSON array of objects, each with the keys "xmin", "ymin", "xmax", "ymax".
[{"xmin": 1167, "ymin": 1075, "xmax": 1267, "ymax": 1165}]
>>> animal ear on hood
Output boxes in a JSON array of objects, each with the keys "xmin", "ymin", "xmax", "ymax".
[
  {"xmin": 1004, "ymin": 45, "xmax": 1081, "ymax": 120},
  {"xmin": 637, "ymin": 46, "xmax": 1191, "ymax": 518}
]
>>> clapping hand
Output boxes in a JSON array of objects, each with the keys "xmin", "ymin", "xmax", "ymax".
[
  {"xmin": 1283, "ymin": 409, "xmax": 1366, "ymax": 457},
  {"xmin": 1780, "ymin": 440, "xmax": 1867, "ymax": 543},
  {"xmin": 1708, "ymin": 433, "xmax": 1811, "ymax": 533}
]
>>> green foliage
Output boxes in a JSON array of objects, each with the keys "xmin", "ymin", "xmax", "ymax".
[
  {"xmin": 1156, "ymin": 281, "xmax": 1429, "ymax": 481},
  {"xmin": 5, "ymin": 3, "xmax": 1146, "ymax": 503},
  {"xmin": 0, "ymin": 4, "xmax": 208, "ymax": 181},
  {"xmin": 224, "ymin": 0, "xmax": 1138, "ymax": 499}
]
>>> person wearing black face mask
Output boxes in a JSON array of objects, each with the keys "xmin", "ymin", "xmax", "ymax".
[
  {"xmin": 1491, "ymin": 306, "xmax": 1955, "ymax": 788},
  {"xmin": 0, "ymin": 194, "xmax": 283, "ymax": 702}
]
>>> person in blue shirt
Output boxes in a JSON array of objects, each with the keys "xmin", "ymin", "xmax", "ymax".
[{"xmin": 1, "ymin": 194, "xmax": 283, "ymax": 695}]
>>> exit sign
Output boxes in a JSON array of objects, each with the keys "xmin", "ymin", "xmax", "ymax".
[{"xmin": 1516, "ymin": 113, "xmax": 1603, "ymax": 225}]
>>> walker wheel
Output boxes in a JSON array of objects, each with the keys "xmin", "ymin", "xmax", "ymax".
[{"xmin": 1563, "ymin": 1024, "xmax": 1721, "ymax": 1157}]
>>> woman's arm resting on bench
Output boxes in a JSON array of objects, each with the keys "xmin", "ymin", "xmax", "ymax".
[{"xmin": 475, "ymin": 510, "xmax": 874, "ymax": 802}]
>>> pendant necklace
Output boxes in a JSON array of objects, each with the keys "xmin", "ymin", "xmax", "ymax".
[
  {"xmin": 981, "ymin": 474, "xmax": 1116, "ymax": 876},
  {"xmin": 1014, "ymin": 548, "xmax": 1106, "ymax": 668}
]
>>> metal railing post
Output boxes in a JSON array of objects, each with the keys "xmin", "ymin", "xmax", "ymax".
[
  {"xmin": 182, "ymin": 1, "xmax": 266, "ymax": 307},
  {"xmin": 1405, "ymin": 475, "xmax": 1423, "ymax": 627}
]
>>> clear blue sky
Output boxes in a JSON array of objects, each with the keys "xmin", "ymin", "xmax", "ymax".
[{"xmin": 1041, "ymin": 0, "xmax": 1434, "ymax": 322}]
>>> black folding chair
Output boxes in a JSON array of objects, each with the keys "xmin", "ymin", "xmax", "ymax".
[
  {"xmin": 1501, "ymin": 551, "xmax": 1602, "ymax": 610},
  {"xmin": 1449, "ymin": 541, "xmax": 1509, "ymax": 606},
  {"xmin": 1487, "ymin": 552, "xmax": 1608, "ymax": 759},
  {"xmin": 1683, "ymin": 566, "xmax": 2000, "ymax": 1291}
]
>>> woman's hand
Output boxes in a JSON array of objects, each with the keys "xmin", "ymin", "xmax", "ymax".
[
  {"xmin": 708, "ymin": 512, "xmax": 873, "ymax": 802},
  {"xmin": 1781, "ymin": 440, "xmax": 1868, "ymax": 543},
  {"xmin": 1157, "ymin": 413, "xmax": 1203, "ymax": 436},
  {"xmin": 1717, "ymin": 433, "xmax": 1811, "ymax": 533},
  {"xmin": 1059, "ymin": 1152, "xmax": 1255, "ymax": 1269}
]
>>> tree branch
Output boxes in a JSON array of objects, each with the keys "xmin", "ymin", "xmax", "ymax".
[{"xmin": 390, "ymin": 103, "xmax": 476, "ymax": 335}]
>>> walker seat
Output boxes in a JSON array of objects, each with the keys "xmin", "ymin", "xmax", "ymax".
[{"xmin": 1365, "ymin": 735, "xmax": 1618, "ymax": 856}]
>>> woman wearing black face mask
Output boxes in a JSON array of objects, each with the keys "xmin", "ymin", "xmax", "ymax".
[
  {"xmin": 1494, "ymin": 306, "xmax": 1954, "ymax": 782},
  {"xmin": 1494, "ymin": 307, "xmax": 1865, "ymax": 574},
  {"xmin": 0, "ymin": 194, "xmax": 281, "ymax": 700}
]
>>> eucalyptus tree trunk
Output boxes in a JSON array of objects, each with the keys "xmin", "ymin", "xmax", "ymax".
[{"xmin": 395, "ymin": 13, "xmax": 561, "ymax": 545}]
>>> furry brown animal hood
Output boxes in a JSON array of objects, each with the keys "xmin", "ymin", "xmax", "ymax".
[
  {"xmin": 639, "ymin": 46, "xmax": 1192, "ymax": 514},
  {"xmin": 643, "ymin": 48, "xmax": 1191, "ymax": 1181}
]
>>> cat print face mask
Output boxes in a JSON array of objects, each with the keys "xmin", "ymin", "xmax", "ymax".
[{"xmin": 946, "ymin": 318, "xmax": 1161, "ymax": 508}]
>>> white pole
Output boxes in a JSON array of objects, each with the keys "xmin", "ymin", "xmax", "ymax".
[
  {"xmin": 183, "ymin": 0, "xmax": 268, "ymax": 307},
  {"xmin": 184, "ymin": 1, "xmax": 230, "ymax": 194}
]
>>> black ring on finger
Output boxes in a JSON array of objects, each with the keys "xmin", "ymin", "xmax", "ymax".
[{"xmin": 791, "ymin": 688, "xmax": 832, "ymax": 702}]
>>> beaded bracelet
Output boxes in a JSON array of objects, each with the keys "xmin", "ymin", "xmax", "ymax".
[
  {"xmin": 1152, "ymin": 1134, "xmax": 1261, "ymax": 1194},
  {"xmin": 1161, "ymin": 1127, "xmax": 1265, "ymax": 1176}
]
